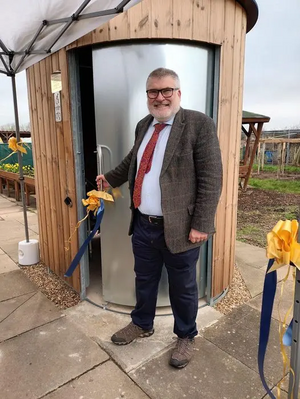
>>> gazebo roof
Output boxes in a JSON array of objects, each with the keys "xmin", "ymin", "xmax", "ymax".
[{"xmin": 242, "ymin": 110, "xmax": 270, "ymax": 124}]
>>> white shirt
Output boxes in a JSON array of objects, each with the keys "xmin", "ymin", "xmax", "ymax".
[{"xmin": 137, "ymin": 116, "xmax": 174, "ymax": 216}]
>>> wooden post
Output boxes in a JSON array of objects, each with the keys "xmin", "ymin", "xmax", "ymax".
[
  {"xmin": 242, "ymin": 122, "xmax": 263, "ymax": 191},
  {"xmin": 277, "ymin": 143, "xmax": 281, "ymax": 178},
  {"xmin": 281, "ymin": 142, "xmax": 286, "ymax": 174},
  {"xmin": 261, "ymin": 142, "xmax": 265, "ymax": 170},
  {"xmin": 257, "ymin": 142, "xmax": 261, "ymax": 174}
]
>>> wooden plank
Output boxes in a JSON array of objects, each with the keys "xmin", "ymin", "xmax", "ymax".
[
  {"xmin": 192, "ymin": 0, "xmax": 210, "ymax": 43},
  {"xmin": 172, "ymin": 0, "xmax": 193, "ymax": 39},
  {"xmin": 150, "ymin": 0, "xmax": 173, "ymax": 38},
  {"xmin": 39, "ymin": 58, "xmax": 60, "ymax": 276},
  {"xmin": 222, "ymin": 2, "xmax": 242, "ymax": 289},
  {"xmin": 260, "ymin": 138, "xmax": 300, "ymax": 144},
  {"xmin": 26, "ymin": 67, "xmax": 46, "ymax": 262},
  {"xmin": 51, "ymin": 51, "xmax": 71, "ymax": 271},
  {"xmin": 228, "ymin": 4, "xmax": 247, "ymax": 285},
  {"xmin": 76, "ymin": 32, "xmax": 93, "ymax": 48},
  {"xmin": 212, "ymin": 0, "xmax": 236, "ymax": 297},
  {"xmin": 109, "ymin": 11, "xmax": 130, "ymax": 41},
  {"xmin": 209, "ymin": 0, "xmax": 225, "ymax": 44},
  {"xmin": 58, "ymin": 49, "xmax": 81, "ymax": 292},
  {"xmin": 33, "ymin": 62, "xmax": 53, "ymax": 268},
  {"xmin": 92, "ymin": 23, "xmax": 110, "ymax": 43},
  {"xmin": 45, "ymin": 55, "xmax": 66, "ymax": 276},
  {"xmin": 129, "ymin": 0, "xmax": 151, "ymax": 39}
]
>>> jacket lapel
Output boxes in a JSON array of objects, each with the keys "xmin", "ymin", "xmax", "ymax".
[{"xmin": 161, "ymin": 108, "xmax": 186, "ymax": 177}]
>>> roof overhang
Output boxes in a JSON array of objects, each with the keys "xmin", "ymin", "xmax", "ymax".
[{"xmin": 237, "ymin": 0, "xmax": 259, "ymax": 33}]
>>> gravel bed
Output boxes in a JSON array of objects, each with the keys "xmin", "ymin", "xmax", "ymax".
[
  {"xmin": 215, "ymin": 264, "xmax": 252, "ymax": 315},
  {"xmin": 19, "ymin": 261, "xmax": 250, "ymax": 315},
  {"xmin": 20, "ymin": 262, "xmax": 80, "ymax": 309}
]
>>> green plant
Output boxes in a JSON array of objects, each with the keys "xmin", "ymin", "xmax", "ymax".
[
  {"xmin": 249, "ymin": 178, "xmax": 300, "ymax": 194},
  {"xmin": 0, "ymin": 163, "xmax": 34, "ymax": 177}
]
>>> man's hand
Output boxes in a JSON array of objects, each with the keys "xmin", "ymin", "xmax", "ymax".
[
  {"xmin": 96, "ymin": 174, "xmax": 110, "ymax": 191},
  {"xmin": 188, "ymin": 228, "xmax": 208, "ymax": 243}
]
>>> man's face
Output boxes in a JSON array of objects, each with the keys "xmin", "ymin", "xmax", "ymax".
[{"xmin": 146, "ymin": 76, "xmax": 181, "ymax": 122}]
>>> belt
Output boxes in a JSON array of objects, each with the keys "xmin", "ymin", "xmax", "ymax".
[{"xmin": 137, "ymin": 210, "xmax": 164, "ymax": 226}]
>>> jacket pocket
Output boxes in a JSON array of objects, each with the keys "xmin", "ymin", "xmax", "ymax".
[{"xmin": 187, "ymin": 204, "xmax": 195, "ymax": 216}]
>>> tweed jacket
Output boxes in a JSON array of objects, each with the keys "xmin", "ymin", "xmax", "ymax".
[{"xmin": 105, "ymin": 107, "xmax": 223, "ymax": 254}]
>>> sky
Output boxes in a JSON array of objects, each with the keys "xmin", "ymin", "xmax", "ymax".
[{"xmin": 0, "ymin": 0, "xmax": 299, "ymax": 131}]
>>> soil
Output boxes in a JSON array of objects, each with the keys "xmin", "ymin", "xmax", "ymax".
[{"xmin": 237, "ymin": 186, "xmax": 300, "ymax": 248}]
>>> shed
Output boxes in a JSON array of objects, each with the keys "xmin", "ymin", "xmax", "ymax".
[{"xmin": 25, "ymin": 0, "xmax": 259, "ymax": 306}]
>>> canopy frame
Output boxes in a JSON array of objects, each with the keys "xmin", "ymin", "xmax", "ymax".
[{"xmin": 0, "ymin": 0, "xmax": 132, "ymax": 76}]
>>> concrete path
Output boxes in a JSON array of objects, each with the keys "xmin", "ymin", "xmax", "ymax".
[{"xmin": 0, "ymin": 194, "xmax": 296, "ymax": 398}]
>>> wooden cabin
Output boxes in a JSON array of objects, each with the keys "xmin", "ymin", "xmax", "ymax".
[{"xmin": 26, "ymin": 0, "xmax": 259, "ymax": 304}]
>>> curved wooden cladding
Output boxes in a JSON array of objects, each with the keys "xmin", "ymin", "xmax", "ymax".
[
  {"xmin": 66, "ymin": 0, "xmax": 247, "ymax": 297},
  {"xmin": 26, "ymin": 0, "xmax": 247, "ymax": 297},
  {"xmin": 26, "ymin": 49, "xmax": 80, "ymax": 292}
]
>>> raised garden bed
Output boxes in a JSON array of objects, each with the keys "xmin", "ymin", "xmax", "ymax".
[{"xmin": 0, "ymin": 169, "xmax": 35, "ymax": 205}]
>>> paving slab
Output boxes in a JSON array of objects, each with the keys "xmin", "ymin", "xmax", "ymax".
[
  {"xmin": 44, "ymin": 360, "xmax": 150, "ymax": 399},
  {"xmin": 0, "ymin": 202, "xmax": 22, "ymax": 215},
  {"xmin": 203, "ymin": 305, "xmax": 288, "ymax": 384},
  {"xmin": 238, "ymin": 262, "xmax": 266, "ymax": 297},
  {"xmin": 0, "ymin": 234, "xmax": 39, "ymax": 263},
  {"xmin": 235, "ymin": 241, "xmax": 267, "ymax": 269},
  {"xmin": 249, "ymin": 279, "xmax": 294, "ymax": 323},
  {"xmin": 0, "ymin": 270, "xmax": 37, "ymax": 301},
  {"xmin": 66, "ymin": 301, "xmax": 222, "ymax": 373},
  {"xmin": 0, "ymin": 253, "xmax": 19, "ymax": 274},
  {"xmin": 0, "ymin": 220, "xmax": 29, "ymax": 241},
  {"xmin": 0, "ymin": 291, "xmax": 63, "ymax": 342},
  {"xmin": 130, "ymin": 335, "xmax": 266, "ymax": 399},
  {"xmin": 0, "ymin": 317, "xmax": 109, "ymax": 399},
  {"xmin": 0, "ymin": 292, "xmax": 35, "ymax": 322}
]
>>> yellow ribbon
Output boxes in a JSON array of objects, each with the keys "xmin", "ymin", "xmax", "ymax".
[
  {"xmin": 65, "ymin": 190, "xmax": 114, "ymax": 251},
  {"xmin": 8, "ymin": 137, "xmax": 27, "ymax": 154},
  {"xmin": 0, "ymin": 137, "xmax": 27, "ymax": 164},
  {"xmin": 266, "ymin": 220, "xmax": 300, "ymax": 397},
  {"xmin": 266, "ymin": 220, "xmax": 300, "ymax": 273}
]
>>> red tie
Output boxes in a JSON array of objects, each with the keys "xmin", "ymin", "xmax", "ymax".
[{"xmin": 133, "ymin": 123, "xmax": 166, "ymax": 208}]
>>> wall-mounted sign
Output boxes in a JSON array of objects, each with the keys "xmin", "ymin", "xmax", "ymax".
[
  {"xmin": 54, "ymin": 91, "xmax": 62, "ymax": 122},
  {"xmin": 51, "ymin": 71, "xmax": 62, "ymax": 93}
]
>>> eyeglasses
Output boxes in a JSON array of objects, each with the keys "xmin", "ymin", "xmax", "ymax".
[{"xmin": 146, "ymin": 87, "xmax": 179, "ymax": 99}]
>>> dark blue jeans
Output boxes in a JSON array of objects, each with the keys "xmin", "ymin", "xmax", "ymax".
[{"xmin": 131, "ymin": 211, "xmax": 200, "ymax": 338}]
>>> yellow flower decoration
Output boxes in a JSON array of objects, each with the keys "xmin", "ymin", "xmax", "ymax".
[
  {"xmin": 8, "ymin": 137, "xmax": 27, "ymax": 154},
  {"xmin": 267, "ymin": 220, "xmax": 300, "ymax": 272}
]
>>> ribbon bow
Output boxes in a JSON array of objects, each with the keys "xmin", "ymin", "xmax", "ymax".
[
  {"xmin": 64, "ymin": 189, "xmax": 114, "ymax": 278},
  {"xmin": 82, "ymin": 189, "xmax": 114, "ymax": 214},
  {"xmin": 267, "ymin": 220, "xmax": 300, "ymax": 272},
  {"xmin": 0, "ymin": 137, "xmax": 27, "ymax": 164},
  {"xmin": 8, "ymin": 137, "xmax": 27, "ymax": 154}
]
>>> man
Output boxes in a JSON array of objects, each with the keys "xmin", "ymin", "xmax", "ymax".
[{"xmin": 96, "ymin": 68, "xmax": 222, "ymax": 368}]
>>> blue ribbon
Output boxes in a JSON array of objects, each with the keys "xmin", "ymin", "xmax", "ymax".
[
  {"xmin": 65, "ymin": 199, "xmax": 105, "ymax": 277},
  {"xmin": 283, "ymin": 319, "xmax": 293, "ymax": 346},
  {"xmin": 258, "ymin": 258, "xmax": 277, "ymax": 399}
]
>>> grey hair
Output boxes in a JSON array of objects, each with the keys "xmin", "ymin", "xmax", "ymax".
[{"xmin": 146, "ymin": 68, "xmax": 180, "ymax": 88}]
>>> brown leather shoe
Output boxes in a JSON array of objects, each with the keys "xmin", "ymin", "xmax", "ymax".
[
  {"xmin": 169, "ymin": 337, "xmax": 195, "ymax": 368},
  {"xmin": 111, "ymin": 322, "xmax": 154, "ymax": 345}
]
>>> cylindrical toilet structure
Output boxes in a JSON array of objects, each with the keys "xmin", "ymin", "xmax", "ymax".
[{"xmin": 26, "ymin": 0, "xmax": 258, "ymax": 303}]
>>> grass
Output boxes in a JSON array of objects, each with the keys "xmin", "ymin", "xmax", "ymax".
[
  {"xmin": 249, "ymin": 178, "xmax": 300, "ymax": 194},
  {"xmin": 252, "ymin": 164, "xmax": 300, "ymax": 173}
]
